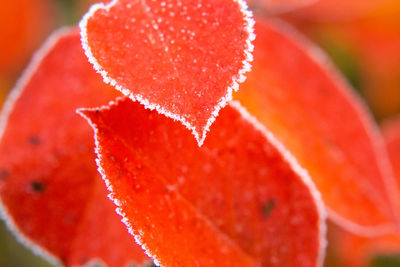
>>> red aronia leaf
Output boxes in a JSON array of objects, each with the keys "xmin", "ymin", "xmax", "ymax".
[
  {"xmin": 79, "ymin": 98, "xmax": 327, "ymax": 267},
  {"xmin": 236, "ymin": 17, "xmax": 400, "ymax": 234},
  {"xmin": 80, "ymin": 0, "xmax": 255, "ymax": 146},
  {"xmin": 0, "ymin": 28, "xmax": 148, "ymax": 266}
]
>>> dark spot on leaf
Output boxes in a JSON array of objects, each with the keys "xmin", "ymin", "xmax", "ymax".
[
  {"xmin": 109, "ymin": 155, "xmax": 115, "ymax": 162},
  {"xmin": 0, "ymin": 170, "xmax": 10, "ymax": 179},
  {"xmin": 31, "ymin": 181, "xmax": 46, "ymax": 193},
  {"xmin": 95, "ymin": 108, "xmax": 100, "ymax": 114},
  {"xmin": 262, "ymin": 198, "xmax": 276, "ymax": 217},
  {"xmin": 28, "ymin": 136, "xmax": 41, "ymax": 146}
]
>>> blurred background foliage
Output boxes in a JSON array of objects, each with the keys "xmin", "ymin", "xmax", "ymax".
[{"xmin": 0, "ymin": 0, "xmax": 399, "ymax": 266}]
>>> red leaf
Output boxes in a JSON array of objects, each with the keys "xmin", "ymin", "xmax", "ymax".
[
  {"xmin": 79, "ymin": 97, "xmax": 326, "ymax": 267},
  {"xmin": 235, "ymin": 17, "xmax": 400, "ymax": 234},
  {"xmin": 79, "ymin": 0, "xmax": 255, "ymax": 145},
  {"xmin": 0, "ymin": 28, "xmax": 148, "ymax": 266}
]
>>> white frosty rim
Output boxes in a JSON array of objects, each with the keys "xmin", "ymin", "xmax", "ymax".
[
  {"xmin": 256, "ymin": 18, "xmax": 400, "ymax": 236},
  {"xmin": 327, "ymin": 208, "xmax": 396, "ymax": 237},
  {"xmin": 77, "ymin": 97, "xmax": 160, "ymax": 266},
  {"xmin": 77, "ymin": 98, "xmax": 327, "ymax": 267},
  {"xmin": 0, "ymin": 28, "xmax": 75, "ymax": 267},
  {"xmin": 79, "ymin": 0, "xmax": 256, "ymax": 147}
]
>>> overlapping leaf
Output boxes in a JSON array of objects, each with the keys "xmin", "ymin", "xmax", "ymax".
[
  {"xmin": 0, "ymin": 28, "xmax": 148, "ymax": 267},
  {"xmin": 80, "ymin": 98, "xmax": 326, "ymax": 267},
  {"xmin": 236, "ymin": 17, "xmax": 400, "ymax": 233},
  {"xmin": 80, "ymin": 0, "xmax": 255, "ymax": 145}
]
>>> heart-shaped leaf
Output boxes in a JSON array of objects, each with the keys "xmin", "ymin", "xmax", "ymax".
[
  {"xmin": 80, "ymin": 0, "xmax": 255, "ymax": 145},
  {"xmin": 0, "ymin": 28, "xmax": 148, "ymax": 267},
  {"xmin": 79, "ymin": 98, "xmax": 326, "ymax": 267},
  {"xmin": 236, "ymin": 17, "xmax": 400, "ymax": 234}
]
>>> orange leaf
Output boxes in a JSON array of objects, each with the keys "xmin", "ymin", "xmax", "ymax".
[
  {"xmin": 79, "ymin": 98, "xmax": 326, "ymax": 267},
  {"xmin": 235, "ymin": 17, "xmax": 400, "ymax": 233},
  {"xmin": 325, "ymin": 118, "xmax": 400, "ymax": 267},
  {"xmin": 327, "ymin": 224, "xmax": 400, "ymax": 267},
  {"xmin": 0, "ymin": 28, "xmax": 148, "ymax": 266},
  {"xmin": 79, "ymin": 0, "xmax": 255, "ymax": 145},
  {"xmin": 383, "ymin": 117, "xmax": 400, "ymax": 182},
  {"xmin": 291, "ymin": 0, "xmax": 394, "ymax": 21},
  {"xmin": 287, "ymin": 1, "xmax": 400, "ymax": 119},
  {"xmin": 248, "ymin": 0, "xmax": 317, "ymax": 14}
]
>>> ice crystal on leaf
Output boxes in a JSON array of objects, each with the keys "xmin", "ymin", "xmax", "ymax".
[
  {"xmin": 80, "ymin": 0, "xmax": 255, "ymax": 146},
  {"xmin": 78, "ymin": 98, "xmax": 326, "ymax": 267}
]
